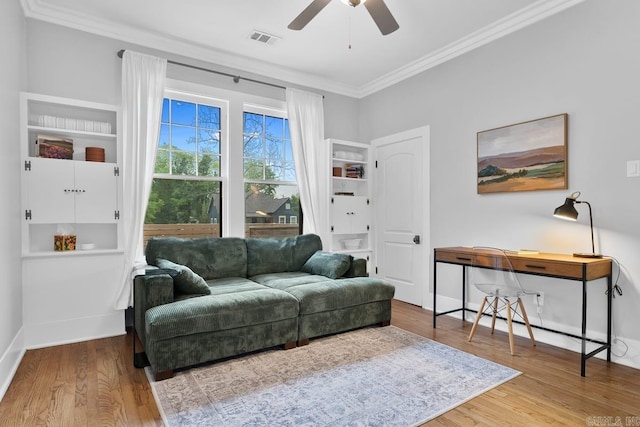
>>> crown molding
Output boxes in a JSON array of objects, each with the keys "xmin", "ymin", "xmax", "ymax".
[
  {"xmin": 21, "ymin": 0, "xmax": 584, "ymax": 99},
  {"xmin": 356, "ymin": 0, "xmax": 587, "ymax": 97},
  {"xmin": 19, "ymin": 0, "xmax": 360, "ymax": 97}
]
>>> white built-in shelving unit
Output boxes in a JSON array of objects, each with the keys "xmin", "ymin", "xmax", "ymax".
[
  {"xmin": 20, "ymin": 92, "xmax": 124, "ymax": 348},
  {"xmin": 327, "ymin": 139, "xmax": 372, "ymax": 271}
]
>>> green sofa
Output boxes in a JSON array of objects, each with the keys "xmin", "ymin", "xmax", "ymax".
[{"xmin": 134, "ymin": 234, "xmax": 395, "ymax": 380}]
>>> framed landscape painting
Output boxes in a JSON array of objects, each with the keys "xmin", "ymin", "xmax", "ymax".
[{"xmin": 477, "ymin": 114, "xmax": 568, "ymax": 194}]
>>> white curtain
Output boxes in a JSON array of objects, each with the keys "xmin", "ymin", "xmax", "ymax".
[
  {"xmin": 286, "ymin": 88, "xmax": 327, "ymax": 243},
  {"xmin": 114, "ymin": 51, "xmax": 167, "ymax": 310}
]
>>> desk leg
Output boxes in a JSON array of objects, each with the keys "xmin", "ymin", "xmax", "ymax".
[
  {"xmin": 581, "ymin": 276, "xmax": 587, "ymax": 377},
  {"xmin": 462, "ymin": 265, "xmax": 467, "ymax": 322},
  {"xmin": 607, "ymin": 273, "xmax": 612, "ymax": 362},
  {"xmin": 433, "ymin": 252, "xmax": 437, "ymax": 328}
]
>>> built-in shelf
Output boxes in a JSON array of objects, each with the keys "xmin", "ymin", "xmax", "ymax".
[{"xmin": 327, "ymin": 139, "xmax": 373, "ymax": 272}]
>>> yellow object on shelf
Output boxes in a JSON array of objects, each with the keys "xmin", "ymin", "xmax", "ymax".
[{"xmin": 54, "ymin": 234, "xmax": 76, "ymax": 251}]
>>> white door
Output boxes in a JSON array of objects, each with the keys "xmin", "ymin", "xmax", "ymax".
[{"xmin": 373, "ymin": 127, "xmax": 430, "ymax": 306}]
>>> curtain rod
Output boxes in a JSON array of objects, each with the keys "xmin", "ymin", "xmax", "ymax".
[{"xmin": 117, "ymin": 49, "xmax": 287, "ymax": 91}]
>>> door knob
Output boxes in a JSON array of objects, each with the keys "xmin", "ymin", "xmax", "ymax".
[{"xmin": 413, "ymin": 235, "xmax": 421, "ymax": 244}]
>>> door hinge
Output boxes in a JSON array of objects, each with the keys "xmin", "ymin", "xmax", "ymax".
[
  {"xmin": 330, "ymin": 225, "xmax": 334, "ymax": 232},
  {"xmin": 375, "ymin": 266, "xmax": 378, "ymax": 274},
  {"xmin": 367, "ymin": 198, "xmax": 370, "ymax": 205},
  {"xmin": 25, "ymin": 210, "xmax": 32, "ymax": 220},
  {"xmin": 367, "ymin": 225, "xmax": 370, "ymax": 231},
  {"xmin": 115, "ymin": 210, "xmax": 120, "ymax": 220},
  {"xmin": 114, "ymin": 166, "xmax": 120, "ymax": 176},
  {"xmin": 24, "ymin": 160, "xmax": 31, "ymax": 171},
  {"xmin": 331, "ymin": 197, "xmax": 334, "ymax": 204},
  {"xmin": 375, "ymin": 160, "xmax": 378, "ymax": 168}
]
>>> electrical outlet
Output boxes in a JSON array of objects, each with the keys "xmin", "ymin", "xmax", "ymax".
[{"xmin": 533, "ymin": 292, "xmax": 544, "ymax": 307}]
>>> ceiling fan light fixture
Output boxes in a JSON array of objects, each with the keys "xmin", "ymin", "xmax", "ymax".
[{"xmin": 340, "ymin": 0, "xmax": 366, "ymax": 7}]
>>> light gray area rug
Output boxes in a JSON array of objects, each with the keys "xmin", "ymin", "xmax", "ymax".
[{"xmin": 148, "ymin": 326, "xmax": 520, "ymax": 426}]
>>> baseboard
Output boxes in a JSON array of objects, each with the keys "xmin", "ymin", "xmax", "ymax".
[
  {"xmin": 24, "ymin": 311, "xmax": 125, "ymax": 350},
  {"xmin": 0, "ymin": 327, "xmax": 26, "ymax": 402},
  {"xmin": 430, "ymin": 295, "xmax": 640, "ymax": 371}
]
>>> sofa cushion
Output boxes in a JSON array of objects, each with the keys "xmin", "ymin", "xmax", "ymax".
[
  {"xmin": 245, "ymin": 236, "xmax": 295, "ymax": 277},
  {"xmin": 206, "ymin": 277, "xmax": 268, "ymax": 295},
  {"xmin": 245, "ymin": 234, "xmax": 323, "ymax": 277},
  {"xmin": 280, "ymin": 277, "xmax": 396, "ymax": 315},
  {"xmin": 145, "ymin": 289, "xmax": 299, "ymax": 341},
  {"xmin": 291, "ymin": 234, "xmax": 324, "ymax": 270},
  {"xmin": 146, "ymin": 237, "xmax": 247, "ymax": 279},
  {"xmin": 156, "ymin": 258, "xmax": 211, "ymax": 296},
  {"xmin": 301, "ymin": 251, "xmax": 352, "ymax": 279},
  {"xmin": 251, "ymin": 272, "xmax": 330, "ymax": 290}
]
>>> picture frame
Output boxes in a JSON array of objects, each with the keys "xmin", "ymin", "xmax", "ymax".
[{"xmin": 477, "ymin": 113, "xmax": 568, "ymax": 194}]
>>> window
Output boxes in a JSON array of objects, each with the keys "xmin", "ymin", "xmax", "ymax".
[
  {"xmin": 290, "ymin": 216, "xmax": 298, "ymax": 225},
  {"xmin": 243, "ymin": 108, "xmax": 300, "ymax": 238},
  {"xmin": 144, "ymin": 95, "xmax": 224, "ymax": 244}
]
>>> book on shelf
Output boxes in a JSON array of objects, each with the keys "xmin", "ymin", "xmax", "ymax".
[{"xmin": 344, "ymin": 163, "xmax": 365, "ymax": 179}]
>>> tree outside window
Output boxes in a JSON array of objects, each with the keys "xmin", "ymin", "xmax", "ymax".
[
  {"xmin": 243, "ymin": 110, "xmax": 300, "ymax": 237},
  {"xmin": 144, "ymin": 98, "xmax": 223, "ymax": 244}
]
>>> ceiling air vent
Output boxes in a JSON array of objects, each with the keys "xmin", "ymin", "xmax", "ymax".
[{"xmin": 249, "ymin": 30, "xmax": 280, "ymax": 45}]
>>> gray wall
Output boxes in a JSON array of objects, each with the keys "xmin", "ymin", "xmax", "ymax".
[
  {"xmin": 26, "ymin": 20, "xmax": 360, "ymax": 141},
  {"xmin": 16, "ymin": 0, "xmax": 640, "ymax": 370},
  {"xmin": 359, "ymin": 0, "xmax": 640, "ymax": 364},
  {"xmin": 0, "ymin": 0, "xmax": 26, "ymax": 396}
]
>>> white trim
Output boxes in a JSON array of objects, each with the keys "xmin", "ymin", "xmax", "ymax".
[
  {"xmin": 23, "ymin": 312, "xmax": 124, "ymax": 350},
  {"xmin": 162, "ymin": 79, "xmax": 293, "ymax": 237},
  {"xmin": 20, "ymin": 0, "xmax": 586, "ymax": 98},
  {"xmin": 433, "ymin": 294, "xmax": 640, "ymax": 371},
  {"xmin": 0, "ymin": 328, "xmax": 26, "ymax": 401}
]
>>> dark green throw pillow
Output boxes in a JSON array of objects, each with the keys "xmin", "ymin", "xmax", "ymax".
[
  {"xmin": 156, "ymin": 258, "xmax": 211, "ymax": 295},
  {"xmin": 301, "ymin": 250, "xmax": 352, "ymax": 279}
]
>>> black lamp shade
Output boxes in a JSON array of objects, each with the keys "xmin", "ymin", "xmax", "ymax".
[
  {"xmin": 553, "ymin": 198, "xmax": 579, "ymax": 221},
  {"xmin": 552, "ymin": 191, "xmax": 601, "ymax": 258}
]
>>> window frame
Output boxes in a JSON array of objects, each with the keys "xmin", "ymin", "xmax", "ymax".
[
  {"xmin": 154, "ymin": 90, "xmax": 227, "ymax": 183},
  {"xmin": 154, "ymin": 78, "xmax": 300, "ymax": 238}
]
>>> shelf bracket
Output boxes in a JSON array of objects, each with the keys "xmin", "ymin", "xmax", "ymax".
[
  {"xmin": 115, "ymin": 210, "xmax": 120, "ymax": 220},
  {"xmin": 24, "ymin": 160, "xmax": 31, "ymax": 171},
  {"xmin": 25, "ymin": 210, "xmax": 32, "ymax": 220}
]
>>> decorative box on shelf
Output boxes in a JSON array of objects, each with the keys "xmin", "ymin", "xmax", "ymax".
[
  {"xmin": 36, "ymin": 134, "xmax": 73, "ymax": 159},
  {"xmin": 54, "ymin": 234, "xmax": 76, "ymax": 251}
]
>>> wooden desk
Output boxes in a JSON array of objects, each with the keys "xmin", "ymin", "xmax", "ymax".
[{"xmin": 433, "ymin": 246, "xmax": 612, "ymax": 377}]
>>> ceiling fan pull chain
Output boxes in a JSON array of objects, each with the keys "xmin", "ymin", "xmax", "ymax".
[{"xmin": 348, "ymin": 13, "xmax": 352, "ymax": 49}]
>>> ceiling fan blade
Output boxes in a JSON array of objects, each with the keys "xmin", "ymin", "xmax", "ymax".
[
  {"xmin": 288, "ymin": 0, "xmax": 333, "ymax": 30},
  {"xmin": 363, "ymin": 0, "xmax": 399, "ymax": 35}
]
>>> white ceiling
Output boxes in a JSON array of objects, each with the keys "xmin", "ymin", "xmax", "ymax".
[{"xmin": 20, "ymin": 0, "xmax": 584, "ymax": 98}]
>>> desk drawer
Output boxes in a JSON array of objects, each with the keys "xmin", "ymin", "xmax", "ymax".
[
  {"xmin": 510, "ymin": 258, "xmax": 583, "ymax": 279},
  {"xmin": 435, "ymin": 250, "xmax": 474, "ymax": 265}
]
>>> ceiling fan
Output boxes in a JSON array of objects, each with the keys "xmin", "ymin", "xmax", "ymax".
[{"xmin": 288, "ymin": 0, "xmax": 399, "ymax": 36}]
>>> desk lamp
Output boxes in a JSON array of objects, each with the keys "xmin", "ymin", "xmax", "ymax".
[{"xmin": 553, "ymin": 191, "xmax": 602, "ymax": 258}]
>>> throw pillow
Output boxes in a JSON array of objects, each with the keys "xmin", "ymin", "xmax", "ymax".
[
  {"xmin": 301, "ymin": 250, "xmax": 352, "ymax": 279},
  {"xmin": 155, "ymin": 258, "xmax": 211, "ymax": 296}
]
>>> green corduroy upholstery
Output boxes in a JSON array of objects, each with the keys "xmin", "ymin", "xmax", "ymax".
[{"xmin": 134, "ymin": 234, "xmax": 394, "ymax": 378}]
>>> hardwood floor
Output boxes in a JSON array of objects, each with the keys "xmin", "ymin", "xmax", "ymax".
[{"xmin": 1, "ymin": 300, "xmax": 638, "ymax": 426}]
